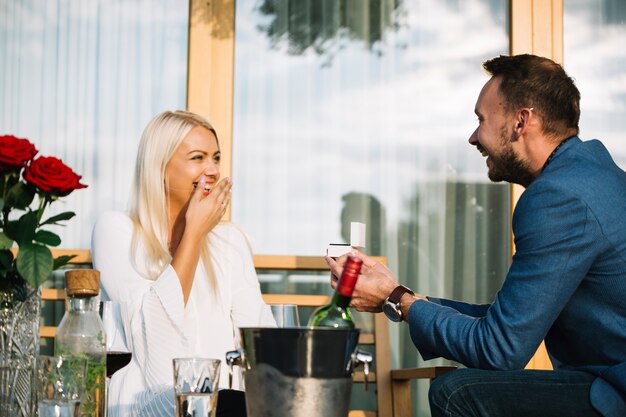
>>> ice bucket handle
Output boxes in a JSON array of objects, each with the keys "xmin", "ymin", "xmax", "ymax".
[
  {"xmin": 225, "ymin": 349, "xmax": 244, "ymax": 389},
  {"xmin": 350, "ymin": 349, "xmax": 373, "ymax": 391}
]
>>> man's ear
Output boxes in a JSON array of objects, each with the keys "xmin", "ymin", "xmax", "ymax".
[
  {"xmin": 513, "ymin": 107, "xmax": 534, "ymax": 138},
  {"xmin": 520, "ymin": 108, "xmax": 534, "ymax": 128}
]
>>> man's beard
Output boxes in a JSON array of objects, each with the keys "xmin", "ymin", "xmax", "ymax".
[{"xmin": 485, "ymin": 127, "xmax": 535, "ymax": 187}]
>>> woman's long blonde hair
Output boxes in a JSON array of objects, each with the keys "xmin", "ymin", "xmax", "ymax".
[{"xmin": 129, "ymin": 110, "xmax": 218, "ymax": 291}]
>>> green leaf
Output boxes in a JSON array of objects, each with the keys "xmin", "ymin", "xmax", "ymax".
[
  {"xmin": 35, "ymin": 230, "xmax": 62, "ymax": 246},
  {"xmin": 3, "ymin": 220, "xmax": 21, "ymax": 242},
  {"xmin": 53, "ymin": 254, "xmax": 77, "ymax": 270},
  {"xmin": 0, "ymin": 249, "xmax": 14, "ymax": 270},
  {"xmin": 0, "ymin": 197, "xmax": 4, "ymax": 211},
  {"xmin": 14, "ymin": 211, "xmax": 38, "ymax": 245},
  {"xmin": 16, "ymin": 243, "xmax": 53, "ymax": 287},
  {"xmin": 41, "ymin": 211, "xmax": 76, "ymax": 226},
  {"xmin": 5, "ymin": 181, "xmax": 36, "ymax": 210},
  {"xmin": 0, "ymin": 232, "xmax": 13, "ymax": 250}
]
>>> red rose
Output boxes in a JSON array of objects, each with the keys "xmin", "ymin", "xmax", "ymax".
[
  {"xmin": 23, "ymin": 156, "xmax": 88, "ymax": 196},
  {"xmin": 0, "ymin": 135, "xmax": 38, "ymax": 172}
]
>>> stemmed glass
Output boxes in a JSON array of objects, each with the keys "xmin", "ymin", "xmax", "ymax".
[{"xmin": 99, "ymin": 301, "xmax": 132, "ymax": 378}]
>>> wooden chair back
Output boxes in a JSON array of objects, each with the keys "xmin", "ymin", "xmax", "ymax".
[{"xmin": 41, "ymin": 250, "xmax": 391, "ymax": 417}]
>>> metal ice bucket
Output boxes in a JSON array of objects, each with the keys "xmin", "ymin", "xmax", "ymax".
[{"xmin": 226, "ymin": 327, "xmax": 372, "ymax": 417}]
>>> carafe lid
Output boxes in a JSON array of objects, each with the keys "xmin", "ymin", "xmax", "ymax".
[{"xmin": 65, "ymin": 269, "xmax": 100, "ymax": 297}]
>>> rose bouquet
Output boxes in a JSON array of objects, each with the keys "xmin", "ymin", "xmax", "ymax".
[{"xmin": 0, "ymin": 134, "xmax": 87, "ymax": 300}]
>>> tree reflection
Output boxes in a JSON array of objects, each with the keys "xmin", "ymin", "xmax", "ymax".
[{"xmin": 255, "ymin": 0, "xmax": 406, "ymax": 62}]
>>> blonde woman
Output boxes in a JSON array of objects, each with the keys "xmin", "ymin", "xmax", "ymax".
[{"xmin": 92, "ymin": 110, "xmax": 274, "ymax": 417}]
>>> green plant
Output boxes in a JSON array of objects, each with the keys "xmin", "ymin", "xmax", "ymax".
[{"xmin": 0, "ymin": 134, "xmax": 87, "ymax": 299}]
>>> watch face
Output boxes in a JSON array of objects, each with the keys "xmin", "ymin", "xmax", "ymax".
[{"xmin": 383, "ymin": 301, "xmax": 402, "ymax": 322}]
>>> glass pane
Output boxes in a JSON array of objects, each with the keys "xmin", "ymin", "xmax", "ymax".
[
  {"xmin": 233, "ymin": 0, "xmax": 509, "ymax": 293},
  {"xmin": 0, "ymin": 0, "xmax": 189, "ymax": 248},
  {"xmin": 564, "ymin": 0, "xmax": 626, "ymax": 168},
  {"xmin": 233, "ymin": 5, "xmax": 509, "ymax": 412}
]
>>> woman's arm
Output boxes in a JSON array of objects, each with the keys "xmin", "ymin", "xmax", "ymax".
[
  {"xmin": 215, "ymin": 224, "xmax": 275, "ymax": 327},
  {"xmin": 92, "ymin": 212, "xmax": 188, "ymax": 416},
  {"xmin": 170, "ymin": 177, "xmax": 232, "ymax": 304}
]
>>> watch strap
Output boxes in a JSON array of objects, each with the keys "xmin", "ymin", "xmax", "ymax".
[{"xmin": 388, "ymin": 285, "xmax": 415, "ymax": 304}]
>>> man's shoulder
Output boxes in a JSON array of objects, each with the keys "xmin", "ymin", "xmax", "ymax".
[
  {"xmin": 559, "ymin": 138, "xmax": 622, "ymax": 174},
  {"xmin": 516, "ymin": 138, "xmax": 626, "ymax": 233},
  {"xmin": 532, "ymin": 138, "xmax": 625, "ymax": 195}
]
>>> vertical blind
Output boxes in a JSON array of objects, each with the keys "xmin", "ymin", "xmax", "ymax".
[{"xmin": 0, "ymin": 0, "xmax": 189, "ymax": 248}]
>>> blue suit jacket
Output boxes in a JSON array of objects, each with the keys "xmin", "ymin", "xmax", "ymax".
[{"xmin": 408, "ymin": 137, "xmax": 626, "ymax": 417}]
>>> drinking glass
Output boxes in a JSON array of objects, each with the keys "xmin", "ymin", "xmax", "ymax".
[
  {"xmin": 99, "ymin": 301, "xmax": 132, "ymax": 378},
  {"xmin": 37, "ymin": 355, "xmax": 87, "ymax": 417},
  {"xmin": 270, "ymin": 304, "xmax": 300, "ymax": 327},
  {"xmin": 173, "ymin": 358, "xmax": 221, "ymax": 417}
]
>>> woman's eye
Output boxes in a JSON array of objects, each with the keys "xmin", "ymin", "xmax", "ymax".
[
  {"xmin": 213, "ymin": 155, "xmax": 221, "ymax": 163},
  {"xmin": 191, "ymin": 155, "xmax": 204, "ymax": 161}
]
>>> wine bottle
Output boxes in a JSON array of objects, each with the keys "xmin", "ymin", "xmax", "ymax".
[
  {"xmin": 55, "ymin": 269, "xmax": 106, "ymax": 417},
  {"xmin": 308, "ymin": 256, "xmax": 363, "ymax": 329}
]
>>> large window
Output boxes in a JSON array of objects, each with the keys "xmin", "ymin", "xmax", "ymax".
[
  {"xmin": 0, "ymin": 0, "xmax": 189, "ymax": 248},
  {"xmin": 564, "ymin": 0, "xmax": 626, "ymax": 169},
  {"xmin": 231, "ymin": 1, "xmax": 509, "ymax": 415}
]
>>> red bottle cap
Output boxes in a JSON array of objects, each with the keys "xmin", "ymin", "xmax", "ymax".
[{"xmin": 336, "ymin": 256, "xmax": 363, "ymax": 297}]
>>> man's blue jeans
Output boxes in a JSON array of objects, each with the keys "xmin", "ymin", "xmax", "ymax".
[{"xmin": 429, "ymin": 368, "xmax": 601, "ymax": 417}]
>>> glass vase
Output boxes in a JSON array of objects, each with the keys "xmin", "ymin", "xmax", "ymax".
[{"xmin": 0, "ymin": 286, "xmax": 41, "ymax": 417}]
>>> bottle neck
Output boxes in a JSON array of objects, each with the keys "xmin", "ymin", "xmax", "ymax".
[
  {"xmin": 330, "ymin": 256, "xmax": 363, "ymax": 309},
  {"xmin": 335, "ymin": 270, "xmax": 358, "ymax": 298},
  {"xmin": 66, "ymin": 296, "xmax": 98, "ymax": 312},
  {"xmin": 332, "ymin": 272, "xmax": 357, "ymax": 309},
  {"xmin": 330, "ymin": 292, "xmax": 351, "ymax": 309}
]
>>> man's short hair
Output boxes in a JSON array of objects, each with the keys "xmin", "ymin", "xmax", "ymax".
[{"xmin": 483, "ymin": 54, "xmax": 581, "ymax": 139}]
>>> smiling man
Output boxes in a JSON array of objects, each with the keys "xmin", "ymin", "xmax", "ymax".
[{"xmin": 327, "ymin": 54, "xmax": 626, "ymax": 417}]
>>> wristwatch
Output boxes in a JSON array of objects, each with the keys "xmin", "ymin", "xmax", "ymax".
[{"xmin": 382, "ymin": 285, "xmax": 415, "ymax": 322}]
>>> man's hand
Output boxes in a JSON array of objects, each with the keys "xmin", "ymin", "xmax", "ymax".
[{"xmin": 325, "ymin": 251, "xmax": 398, "ymax": 312}]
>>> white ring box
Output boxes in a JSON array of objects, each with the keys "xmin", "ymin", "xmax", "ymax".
[
  {"xmin": 326, "ymin": 222, "xmax": 366, "ymax": 257},
  {"xmin": 326, "ymin": 243, "xmax": 352, "ymax": 258}
]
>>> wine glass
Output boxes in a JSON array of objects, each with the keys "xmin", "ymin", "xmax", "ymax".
[
  {"xmin": 99, "ymin": 301, "xmax": 132, "ymax": 378},
  {"xmin": 270, "ymin": 304, "xmax": 300, "ymax": 328}
]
